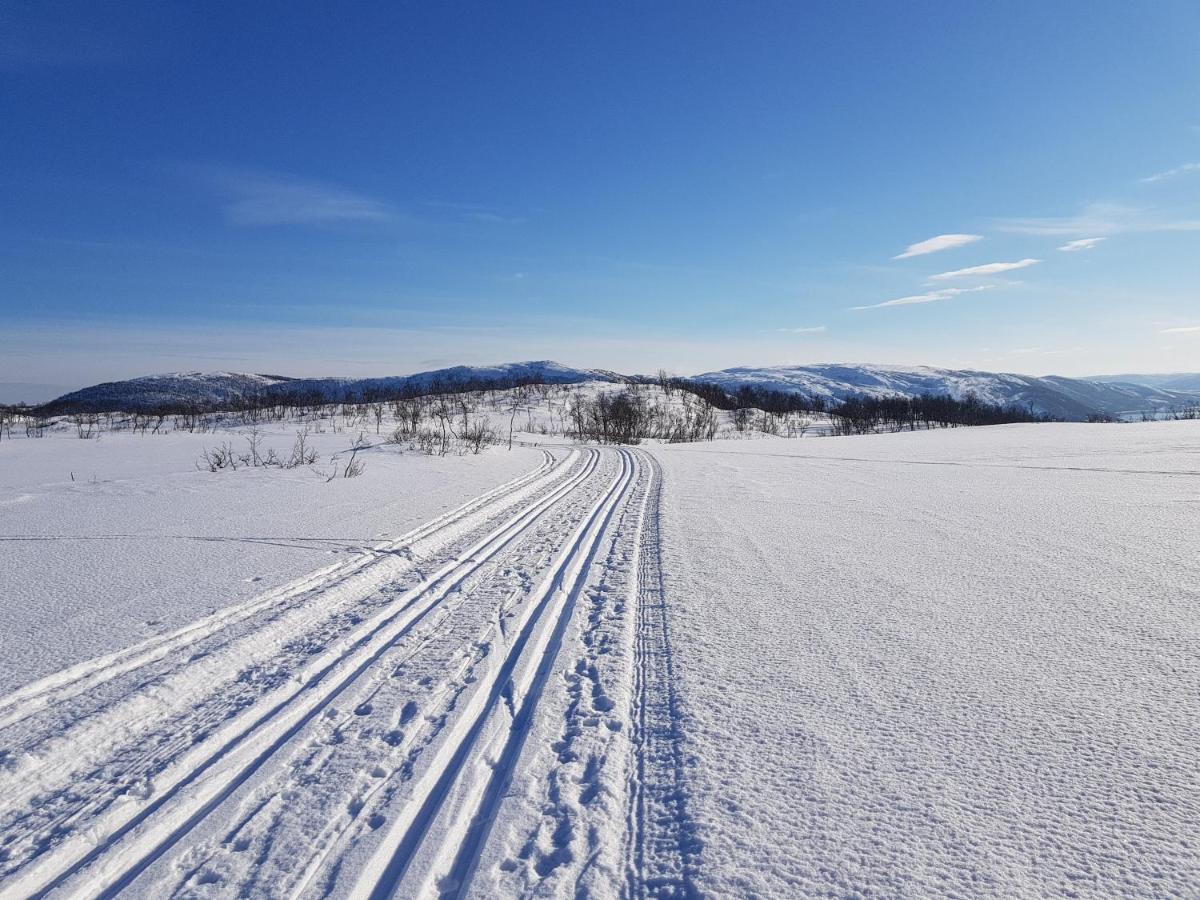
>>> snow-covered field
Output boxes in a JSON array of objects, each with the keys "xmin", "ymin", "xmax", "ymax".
[
  {"xmin": 0, "ymin": 424, "xmax": 537, "ymax": 692},
  {"xmin": 654, "ymin": 421, "xmax": 1200, "ymax": 897},
  {"xmin": 1, "ymin": 415, "xmax": 1196, "ymax": 897}
]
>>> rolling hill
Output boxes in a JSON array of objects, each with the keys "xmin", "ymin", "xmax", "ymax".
[
  {"xmin": 688, "ymin": 364, "xmax": 1200, "ymax": 420},
  {"xmin": 35, "ymin": 361, "xmax": 1200, "ymax": 421}
]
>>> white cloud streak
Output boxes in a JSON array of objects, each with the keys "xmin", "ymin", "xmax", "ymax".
[
  {"xmin": 775, "ymin": 326, "xmax": 827, "ymax": 334},
  {"xmin": 1140, "ymin": 162, "xmax": 1200, "ymax": 184},
  {"xmin": 850, "ymin": 285, "xmax": 994, "ymax": 311},
  {"xmin": 1058, "ymin": 237, "xmax": 1105, "ymax": 252},
  {"xmin": 995, "ymin": 203, "xmax": 1200, "ymax": 237},
  {"xmin": 928, "ymin": 259, "xmax": 1040, "ymax": 281},
  {"xmin": 1007, "ymin": 346, "xmax": 1085, "ymax": 355},
  {"xmin": 1160, "ymin": 325, "xmax": 1200, "ymax": 334},
  {"xmin": 186, "ymin": 164, "xmax": 395, "ymax": 227},
  {"xmin": 893, "ymin": 233, "xmax": 982, "ymax": 259}
]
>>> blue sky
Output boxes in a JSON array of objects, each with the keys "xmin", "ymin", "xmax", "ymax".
[{"xmin": 2, "ymin": 0, "xmax": 1199, "ymax": 393}]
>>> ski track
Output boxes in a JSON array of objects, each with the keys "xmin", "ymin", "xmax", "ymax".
[
  {"xmin": 625, "ymin": 453, "xmax": 699, "ymax": 899},
  {"xmin": 0, "ymin": 446, "xmax": 692, "ymax": 900}
]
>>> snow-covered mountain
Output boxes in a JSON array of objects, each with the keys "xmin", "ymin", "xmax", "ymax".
[
  {"xmin": 689, "ymin": 364, "xmax": 1200, "ymax": 420},
  {"xmin": 39, "ymin": 360, "xmax": 1200, "ymax": 420},
  {"xmin": 40, "ymin": 372, "xmax": 295, "ymax": 414},
  {"xmin": 40, "ymin": 361, "xmax": 620, "ymax": 413},
  {"xmin": 1083, "ymin": 372, "xmax": 1200, "ymax": 393},
  {"xmin": 278, "ymin": 360, "xmax": 626, "ymax": 402}
]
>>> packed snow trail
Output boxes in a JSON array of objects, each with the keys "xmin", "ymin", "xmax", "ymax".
[
  {"xmin": 0, "ymin": 446, "xmax": 689, "ymax": 899},
  {"xmin": 625, "ymin": 453, "xmax": 699, "ymax": 899}
]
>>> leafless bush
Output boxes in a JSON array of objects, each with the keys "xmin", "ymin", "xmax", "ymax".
[
  {"xmin": 71, "ymin": 413, "xmax": 100, "ymax": 439},
  {"xmin": 328, "ymin": 440, "xmax": 368, "ymax": 479},
  {"xmin": 410, "ymin": 428, "xmax": 441, "ymax": 455},
  {"xmin": 286, "ymin": 428, "xmax": 319, "ymax": 467},
  {"xmin": 460, "ymin": 418, "xmax": 496, "ymax": 454},
  {"xmin": 784, "ymin": 413, "xmax": 813, "ymax": 438},
  {"xmin": 243, "ymin": 427, "xmax": 265, "ymax": 467},
  {"xmin": 569, "ymin": 389, "xmax": 650, "ymax": 444},
  {"xmin": 198, "ymin": 442, "xmax": 239, "ymax": 471}
]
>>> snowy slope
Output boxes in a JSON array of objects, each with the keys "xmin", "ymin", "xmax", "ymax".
[{"xmin": 691, "ymin": 363, "xmax": 1199, "ymax": 419}]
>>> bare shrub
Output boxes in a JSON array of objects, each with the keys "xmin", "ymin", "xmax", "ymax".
[
  {"xmin": 71, "ymin": 413, "xmax": 100, "ymax": 439},
  {"xmin": 287, "ymin": 429, "xmax": 319, "ymax": 468},
  {"xmin": 198, "ymin": 442, "xmax": 239, "ymax": 471},
  {"xmin": 460, "ymin": 419, "xmax": 496, "ymax": 454}
]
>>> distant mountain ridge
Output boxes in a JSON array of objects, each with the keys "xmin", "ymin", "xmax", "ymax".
[
  {"xmin": 1082, "ymin": 372, "xmax": 1200, "ymax": 393},
  {"xmin": 688, "ymin": 364, "xmax": 1200, "ymax": 420},
  {"xmin": 39, "ymin": 372, "xmax": 293, "ymax": 413},
  {"xmin": 36, "ymin": 360, "xmax": 1200, "ymax": 421},
  {"xmin": 38, "ymin": 361, "xmax": 620, "ymax": 414}
]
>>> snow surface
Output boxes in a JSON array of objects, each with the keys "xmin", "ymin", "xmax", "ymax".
[
  {"xmin": 0, "ymin": 426, "xmax": 657, "ymax": 897},
  {"xmin": 653, "ymin": 420, "xmax": 1200, "ymax": 896},
  {"xmin": 0, "ymin": 413, "xmax": 1196, "ymax": 897},
  {"xmin": 0, "ymin": 424, "xmax": 537, "ymax": 692}
]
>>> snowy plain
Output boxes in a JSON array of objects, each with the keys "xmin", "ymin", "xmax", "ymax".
[
  {"xmin": 0, "ymin": 402, "xmax": 1196, "ymax": 898},
  {"xmin": 653, "ymin": 421, "xmax": 1200, "ymax": 897},
  {"xmin": 0, "ymin": 425, "xmax": 537, "ymax": 692}
]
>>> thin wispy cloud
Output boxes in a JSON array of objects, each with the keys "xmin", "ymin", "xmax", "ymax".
[
  {"xmin": 1058, "ymin": 237, "xmax": 1105, "ymax": 252},
  {"xmin": 775, "ymin": 325, "xmax": 827, "ymax": 334},
  {"xmin": 1160, "ymin": 325, "xmax": 1200, "ymax": 334},
  {"xmin": 463, "ymin": 210, "xmax": 527, "ymax": 225},
  {"xmin": 851, "ymin": 285, "xmax": 993, "ymax": 311},
  {"xmin": 1140, "ymin": 162, "xmax": 1200, "ymax": 184},
  {"xmin": 423, "ymin": 200, "xmax": 526, "ymax": 225},
  {"xmin": 893, "ymin": 233, "xmax": 982, "ymax": 259},
  {"xmin": 186, "ymin": 164, "xmax": 395, "ymax": 227},
  {"xmin": 995, "ymin": 202, "xmax": 1200, "ymax": 236},
  {"xmin": 1008, "ymin": 346, "xmax": 1084, "ymax": 355},
  {"xmin": 929, "ymin": 259, "xmax": 1039, "ymax": 281}
]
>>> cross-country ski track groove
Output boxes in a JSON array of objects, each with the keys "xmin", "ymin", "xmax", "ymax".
[
  {"xmin": 0, "ymin": 445, "xmax": 694, "ymax": 899},
  {"xmin": 625, "ymin": 453, "xmax": 699, "ymax": 899}
]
